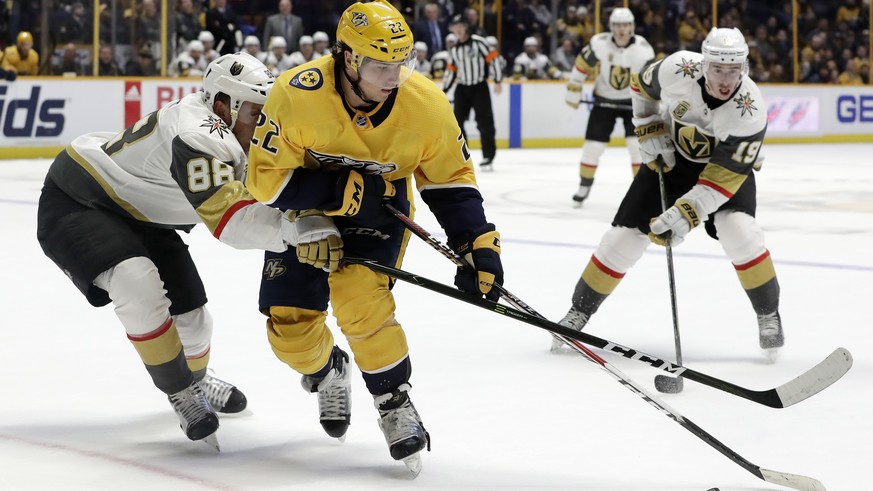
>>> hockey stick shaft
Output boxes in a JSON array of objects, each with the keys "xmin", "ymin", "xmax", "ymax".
[
  {"xmin": 346, "ymin": 257, "xmax": 826, "ymax": 491},
  {"xmin": 656, "ymin": 162, "xmax": 684, "ymax": 367},
  {"xmin": 581, "ymin": 98, "xmax": 633, "ymax": 110},
  {"xmin": 382, "ymin": 203, "xmax": 850, "ymax": 408}
]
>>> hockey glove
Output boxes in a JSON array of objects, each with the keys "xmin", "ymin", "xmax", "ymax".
[
  {"xmin": 648, "ymin": 199, "xmax": 702, "ymax": 247},
  {"xmin": 285, "ymin": 210, "xmax": 344, "ymax": 272},
  {"xmin": 633, "ymin": 115, "xmax": 676, "ymax": 171},
  {"xmin": 565, "ymin": 81, "xmax": 583, "ymax": 109},
  {"xmin": 450, "ymin": 224, "xmax": 504, "ymax": 301},
  {"xmin": 324, "ymin": 169, "xmax": 396, "ymax": 217}
]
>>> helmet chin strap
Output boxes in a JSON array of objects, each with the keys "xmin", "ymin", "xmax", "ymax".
[{"xmin": 343, "ymin": 67, "xmax": 379, "ymax": 106}]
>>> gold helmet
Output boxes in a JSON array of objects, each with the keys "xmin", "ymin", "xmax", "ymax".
[
  {"xmin": 337, "ymin": 0, "xmax": 414, "ymax": 70},
  {"xmin": 17, "ymin": 31, "xmax": 33, "ymax": 47}
]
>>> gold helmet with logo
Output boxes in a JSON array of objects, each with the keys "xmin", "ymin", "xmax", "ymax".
[{"xmin": 337, "ymin": 0, "xmax": 414, "ymax": 71}]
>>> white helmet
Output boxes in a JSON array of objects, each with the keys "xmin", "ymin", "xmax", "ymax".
[
  {"xmin": 299, "ymin": 35, "xmax": 314, "ymax": 46},
  {"xmin": 270, "ymin": 36, "xmax": 287, "ymax": 50},
  {"xmin": 609, "ymin": 7, "xmax": 634, "ymax": 28},
  {"xmin": 702, "ymin": 27, "xmax": 749, "ymax": 66},
  {"xmin": 313, "ymin": 31, "xmax": 329, "ymax": 43},
  {"xmin": 523, "ymin": 36, "xmax": 538, "ymax": 48},
  {"xmin": 485, "ymin": 36, "xmax": 498, "ymax": 49},
  {"xmin": 203, "ymin": 52, "xmax": 275, "ymax": 128},
  {"xmin": 197, "ymin": 30, "xmax": 215, "ymax": 44},
  {"xmin": 445, "ymin": 32, "xmax": 458, "ymax": 47},
  {"xmin": 414, "ymin": 41, "xmax": 428, "ymax": 53},
  {"xmin": 243, "ymin": 35, "xmax": 260, "ymax": 47},
  {"xmin": 187, "ymin": 40, "xmax": 204, "ymax": 53}
]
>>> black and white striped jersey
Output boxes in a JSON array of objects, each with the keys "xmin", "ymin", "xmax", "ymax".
[{"xmin": 443, "ymin": 34, "xmax": 503, "ymax": 89}]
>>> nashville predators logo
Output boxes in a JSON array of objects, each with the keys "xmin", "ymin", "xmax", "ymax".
[
  {"xmin": 290, "ymin": 68, "xmax": 323, "ymax": 90},
  {"xmin": 263, "ymin": 259, "xmax": 286, "ymax": 279},
  {"xmin": 304, "ymin": 149, "xmax": 398, "ymax": 174},
  {"xmin": 609, "ymin": 65, "xmax": 631, "ymax": 90},
  {"xmin": 351, "ymin": 11, "xmax": 369, "ymax": 28},
  {"xmin": 200, "ymin": 115, "xmax": 229, "ymax": 138},
  {"xmin": 674, "ymin": 58, "xmax": 701, "ymax": 78},
  {"xmin": 673, "ymin": 120, "xmax": 715, "ymax": 160},
  {"xmin": 733, "ymin": 91, "xmax": 758, "ymax": 117}
]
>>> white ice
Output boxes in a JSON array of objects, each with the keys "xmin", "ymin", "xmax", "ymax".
[{"xmin": 0, "ymin": 144, "xmax": 870, "ymax": 491}]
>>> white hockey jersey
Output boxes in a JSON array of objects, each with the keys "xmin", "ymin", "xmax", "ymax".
[
  {"xmin": 288, "ymin": 50, "xmax": 317, "ymax": 69},
  {"xmin": 512, "ymin": 52, "xmax": 560, "ymax": 80},
  {"xmin": 47, "ymin": 92, "xmax": 287, "ymax": 252},
  {"xmin": 631, "ymin": 50, "xmax": 767, "ymax": 196},
  {"xmin": 572, "ymin": 33, "xmax": 654, "ymax": 100},
  {"xmin": 266, "ymin": 52, "xmax": 295, "ymax": 76}
]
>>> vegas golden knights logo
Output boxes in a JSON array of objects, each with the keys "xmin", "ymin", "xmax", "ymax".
[
  {"xmin": 673, "ymin": 121, "xmax": 715, "ymax": 160},
  {"xmin": 610, "ymin": 65, "xmax": 631, "ymax": 90}
]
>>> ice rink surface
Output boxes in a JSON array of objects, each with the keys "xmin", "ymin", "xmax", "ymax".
[{"xmin": 0, "ymin": 144, "xmax": 870, "ymax": 490}]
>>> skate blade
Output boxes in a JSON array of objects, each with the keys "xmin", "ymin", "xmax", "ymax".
[
  {"xmin": 764, "ymin": 348, "xmax": 779, "ymax": 364},
  {"xmin": 401, "ymin": 453, "xmax": 423, "ymax": 478},
  {"xmin": 337, "ymin": 434, "xmax": 346, "ymax": 443},
  {"xmin": 200, "ymin": 433, "xmax": 220, "ymax": 452},
  {"xmin": 572, "ymin": 200, "xmax": 583, "ymax": 208}
]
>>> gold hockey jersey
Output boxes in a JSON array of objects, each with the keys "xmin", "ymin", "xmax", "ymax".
[{"xmin": 247, "ymin": 55, "xmax": 487, "ymax": 237}]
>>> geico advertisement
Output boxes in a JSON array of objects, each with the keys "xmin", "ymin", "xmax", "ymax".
[{"xmin": 0, "ymin": 80, "xmax": 121, "ymax": 146}]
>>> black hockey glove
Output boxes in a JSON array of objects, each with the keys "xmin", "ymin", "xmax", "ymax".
[
  {"xmin": 449, "ymin": 223, "xmax": 504, "ymax": 301},
  {"xmin": 324, "ymin": 169, "xmax": 396, "ymax": 217}
]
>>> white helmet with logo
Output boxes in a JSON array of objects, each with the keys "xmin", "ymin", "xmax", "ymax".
[
  {"xmin": 203, "ymin": 52, "xmax": 275, "ymax": 128},
  {"xmin": 609, "ymin": 7, "xmax": 634, "ymax": 29},
  {"xmin": 701, "ymin": 27, "xmax": 749, "ymax": 75}
]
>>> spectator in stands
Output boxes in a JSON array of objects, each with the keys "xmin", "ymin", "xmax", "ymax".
[
  {"xmin": 97, "ymin": 44, "xmax": 123, "ymax": 76},
  {"xmin": 677, "ymin": 10, "xmax": 707, "ymax": 50},
  {"xmin": 54, "ymin": 42, "xmax": 88, "ymax": 76},
  {"xmin": 837, "ymin": 0, "xmax": 862, "ymax": 29},
  {"xmin": 312, "ymin": 31, "xmax": 331, "ymax": 58},
  {"xmin": 198, "ymin": 31, "xmax": 221, "ymax": 63},
  {"xmin": 837, "ymin": 59, "xmax": 864, "ymax": 84},
  {"xmin": 175, "ymin": 0, "xmax": 201, "ymax": 50},
  {"xmin": 414, "ymin": 2, "xmax": 447, "ymax": 56},
  {"xmin": 521, "ymin": 0, "xmax": 551, "ymax": 48},
  {"xmin": 137, "ymin": 0, "xmax": 162, "ymax": 57},
  {"xmin": 206, "ymin": 0, "xmax": 241, "ymax": 55},
  {"xmin": 265, "ymin": 36, "xmax": 293, "ymax": 76},
  {"xmin": 2, "ymin": 31, "xmax": 39, "ymax": 76},
  {"xmin": 555, "ymin": 5, "xmax": 586, "ymax": 46},
  {"xmin": 169, "ymin": 40, "xmax": 207, "ymax": 77},
  {"xmin": 551, "ymin": 37, "xmax": 576, "ymax": 73},
  {"xmin": 413, "ymin": 41, "xmax": 431, "ymax": 77},
  {"xmin": 464, "ymin": 6, "xmax": 488, "ymax": 37},
  {"xmin": 54, "ymin": 1, "xmax": 89, "ymax": 44},
  {"xmin": 243, "ymin": 35, "xmax": 268, "ymax": 63},
  {"xmin": 124, "ymin": 45, "xmax": 158, "ymax": 76},
  {"xmin": 287, "ymin": 35, "xmax": 315, "ymax": 69},
  {"xmin": 262, "ymin": 0, "xmax": 303, "ymax": 54}
]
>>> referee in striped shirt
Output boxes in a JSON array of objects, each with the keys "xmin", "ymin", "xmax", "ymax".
[{"xmin": 443, "ymin": 15, "xmax": 503, "ymax": 170}]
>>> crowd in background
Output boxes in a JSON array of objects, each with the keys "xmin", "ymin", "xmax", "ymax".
[{"xmin": 1, "ymin": 0, "xmax": 870, "ymax": 84}]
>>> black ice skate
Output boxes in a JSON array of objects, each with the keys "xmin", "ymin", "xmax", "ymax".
[
  {"xmin": 168, "ymin": 381, "xmax": 220, "ymax": 450},
  {"xmin": 572, "ymin": 177, "xmax": 594, "ymax": 207},
  {"xmin": 301, "ymin": 346, "xmax": 352, "ymax": 440},
  {"xmin": 374, "ymin": 383, "xmax": 430, "ymax": 477},
  {"xmin": 550, "ymin": 307, "xmax": 589, "ymax": 353},
  {"xmin": 200, "ymin": 372, "xmax": 247, "ymax": 413},
  {"xmin": 758, "ymin": 311, "xmax": 785, "ymax": 361}
]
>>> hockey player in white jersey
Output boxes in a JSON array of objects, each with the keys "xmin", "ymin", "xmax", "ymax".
[
  {"xmin": 553, "ymin": 28, "xmax": 784, "ymax": 356},
  {"xmin": 37, "ymin": 52, "xmax": 303, "ymax": 447},
  {"xmin": 288, "ymin": 35, "xmax": 317, "ymax": 69},
  {"xmin": 564, "ymin": 7, "xmax": 654, "ymax": 206},
  {"xmin": 512, "ymin": 36, "xmax": 562, "ymax": 80}
]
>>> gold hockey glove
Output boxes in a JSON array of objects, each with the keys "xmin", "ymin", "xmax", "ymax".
[{"xmin": 285, "ymin": 210, "xmax": 344, "ymax": 272}]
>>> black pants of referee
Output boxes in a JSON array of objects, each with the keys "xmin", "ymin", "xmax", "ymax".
[{"xmin": 453, "ymin": 82, "xmax": 496, "ymax": 161}]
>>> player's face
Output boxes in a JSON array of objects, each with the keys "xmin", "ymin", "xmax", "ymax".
[
  {"xmin": 234, "ymin": 102, "xmax": 263, "ymax": 153},
  {"xmin": 356, "ymin": 57, "xmax": 415, "ymax": 101},
  {"xmin": 705, "ymin": 62, "xmax": 744, "ymax": 100},
  {"xmin": 611, "ymin": 22, "xmax": 633, "ymax": 46}
]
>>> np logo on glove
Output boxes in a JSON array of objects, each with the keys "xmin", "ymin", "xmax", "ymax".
[
  {"xmin": 324, "ymin": 169, "xmax": 396, "ymax": 217},
  {"xmin": 449, "ymin": 224, "xmax": 504, "ymax": 301},
  {"xmin": 283, "ymin": 210, "xmax": 344, "ymax": 272},
  {"xmin": 649, "ymin": 199, "xmax": 701, "ymax": 247},
  {"xmin": 633, "ymin": 115, "xmax": 676, "ymax": 171}
]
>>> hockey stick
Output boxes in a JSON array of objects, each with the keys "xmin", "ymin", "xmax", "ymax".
[
  {"xmin": 653, "ymin": 162, "xmax": 684, "ymax": 394},
  {"xmin": 345, "ymin": 256, "xmax": 827, "ymax": 491},
  {"xmin": 381, "ymin": 202, "xmax": 852, "ymax": 409},
  {"xmin": 580, "ymin": 98, "xmax": 633, "ymax": 110}
]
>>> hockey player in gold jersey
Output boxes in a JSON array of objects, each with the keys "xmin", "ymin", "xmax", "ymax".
[
  {"xmin": 246, "ymin": 0, "xmax": 503, "ymax": 474},
  {"xmin": 553, "ymin": 28, "xmax": 784, "ymax": 356},
  {"xmin": 37, "ymin": 53, "xmax": 299, "ymax": 448}
]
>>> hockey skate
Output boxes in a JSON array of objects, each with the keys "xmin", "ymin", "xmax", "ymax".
[
  {"xmin": 572, "ymin": 184, "xmax": 591, "ymax": 207},
  {"xmin": 374, "ymin": 383, "xmax": 430, "ymax": 477},
  {"xmin": 479, "ymin": 157, "xmax": 494, "ymax": 172},
  {"xmin": 200, "ymin": 372, "xmax": 248, "ymax": 413},
  {"xmin": 301, "ymin": 346, "xmax": 352, "ymax": 440},
  {"xmin": 758, "ymin": 311, "xmax": 785, "ymax": 361},
  {"xmin": 168, "ymin": 381, "xmax": 220, "ymax": 450},
  {"xmin": 550, "ymin": 307, "xmax": 589, "ymax": 353}
]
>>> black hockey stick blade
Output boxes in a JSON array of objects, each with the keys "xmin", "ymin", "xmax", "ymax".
[{"xmin": 344, "ymin": 257, "xmax": 852, "ymax": 409}]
